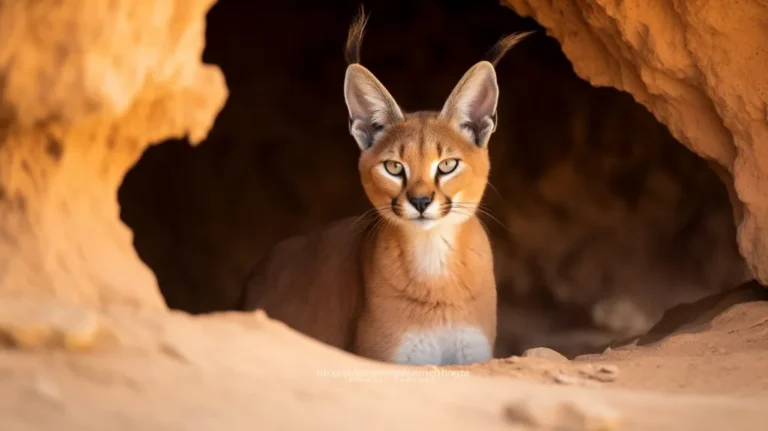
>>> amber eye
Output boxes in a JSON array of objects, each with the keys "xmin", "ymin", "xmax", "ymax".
[
  {"xmin": 384, "ymin": 160, "xmax": 404, "ymax": 176},
  {"xmin": 437, "ymin": 159, "xmax": 459, "ymax": 175}
]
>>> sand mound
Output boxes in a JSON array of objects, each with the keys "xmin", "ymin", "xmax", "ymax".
[{"xmin": 0, "ymin": 285, "xmax": 766, "ymax": 430}]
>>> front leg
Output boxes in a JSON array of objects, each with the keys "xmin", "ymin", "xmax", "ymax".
[
  {"xmin": 452, "ymin": 325, "xmax": 493, "ymax": 365},
  {"xmin": 391, "ymin": 325, "xmax": 492, "ymax": 366},
  {"xmin": 355, "ymin": 313, "xmax": 445, "ymax": 365},
  {"xmin": 391, "ymin": 329, "xmax": 444, "ymax": 365}
]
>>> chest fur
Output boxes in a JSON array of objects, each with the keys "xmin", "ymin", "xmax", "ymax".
[
  {"xmin": 391, "ymin": 325, "xmax": 492, "ymax": 366},
  {"xmin": 409, "ymin": 230, "xmax": 455, "ymax": 276}
]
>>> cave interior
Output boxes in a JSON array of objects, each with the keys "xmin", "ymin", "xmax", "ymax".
[{"xmin": 118, "ymin": 0, "xmax": 747, "ymax": 358}]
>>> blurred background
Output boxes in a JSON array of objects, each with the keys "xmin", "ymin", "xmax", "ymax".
[{"xmin": 118, "ymin": 0, "xmax": 748, "ymax": 357}]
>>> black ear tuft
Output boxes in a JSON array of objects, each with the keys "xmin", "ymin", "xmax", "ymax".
[
  {"xmin": 482, "ymin": 31, "xmax": 535, "ymax": 67},
  {"xmin": 345, "ymin": 5, "xmax": 369, "ymax": 65}
]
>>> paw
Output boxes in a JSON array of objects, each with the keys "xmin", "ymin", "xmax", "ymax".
[
  {"xmin": 392, "ymin": 331, "xmax": 443, "ymax": 365},
  {"xmin": 456, "ymin": 340, "xmax": 492, "ymax": 365},
  {"xmin": 453, "ymin": 326, "xmax": 492, "ymax": 365}
]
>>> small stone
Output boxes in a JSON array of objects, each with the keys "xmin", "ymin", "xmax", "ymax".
[
  {"xmin": 521, "ymin": 347, "xmax": 569, "ymax": 363},
  {"xmin": 253, "ymin": 309, "xmax": 269, "ymax": 321},
  {"xmin": 580, "ymin": 364, "xmax": 620, "ymax": 382},
  {"xmin": 59, "ymin": 311, "xmax": 101, "ymax": 350},
  {"xmin": 501, "ymin": 356, "xmax": 521, "ymax": 364},
  {"xmin": 597, "ymin": 364, "xmax": 619, "ymax": 378},
  {"xmin": 159, "ymin": 342, "xmax": 190, "ymax": 363},
  {"xmin": 554, "ymin": 373, "xmax": 579, "ymax": 385},
  {"xmin": 504, "ymin": 397, "xmax": 546, "ymax": 427},
  {"xmin": 31, "ymin": 374, "xmax": 62, "ymax": 404},
  {"xmin": 505, "ymin": 395, "xmax": 621, "ymax": 430},
  {"xmin": 558, "ymin": 399, "xmax": 622, "ymax": 430}
]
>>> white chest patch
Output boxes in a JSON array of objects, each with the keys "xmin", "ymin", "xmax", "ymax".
[
  {"xmin": 392, "ymin": 325, "xmax": 492, "ymax": 366},
  {"xmin": 411, "ymin": 231, "xmax": 455, "ymax": 276}
]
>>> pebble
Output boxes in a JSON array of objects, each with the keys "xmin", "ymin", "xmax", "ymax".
[
  {"xmin": 554, "ymin": 373, "xmax": 580, "ymax": 385},
  {"xmin": 521, "ymin": 347, "xmax": 570, "ymax": 363},
  {"xmin": 596, "ymin": 364, "xmax": 620, "ymax": 380},
  {"xmin": 31, "ymin": 374, "xmax": 62, "ymax": 404},
  {"xmin": 505, "ymin": 395, "xmax": 621, "ymax": 430},
  {"xmin": 579, "ymin": 364, "xmax": 620, "ymax": 382}
]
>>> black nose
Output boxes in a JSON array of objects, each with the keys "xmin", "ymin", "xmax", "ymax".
[{"xmin": 407, "ymin": 194, "xmax": 433, "ymax": 214}]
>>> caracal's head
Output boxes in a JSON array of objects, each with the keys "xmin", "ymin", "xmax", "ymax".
[{"xmin": 343, "ymin": 8, "xmax": 531, "ymax": 232}]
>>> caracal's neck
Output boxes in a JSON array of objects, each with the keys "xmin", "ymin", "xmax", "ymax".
[{"xmin": 380, "ymin": 216, "xmax": 478, "ymax": 280}]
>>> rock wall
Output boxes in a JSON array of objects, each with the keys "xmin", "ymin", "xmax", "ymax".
[
  {"xmin": 0, "ymin": 0, "xmax": 226, "ymax": 308},
  {"xmin": 504, "ymin": 0, "xmax": 768, "ymax": 284}
]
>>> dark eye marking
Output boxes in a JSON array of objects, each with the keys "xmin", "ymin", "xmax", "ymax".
[
  {"xmin": 391, "ymin": 197, "xmax": 402, "ymax": 216},
  {"xmin": 440, "ymin": 196, "xmax": 453, "ymax": 217}
]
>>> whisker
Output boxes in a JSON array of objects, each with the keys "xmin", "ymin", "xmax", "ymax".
[
  {"xmin": 486, "ymin": 181, "xmax": 505, "ymax": 203},
  {"xmin": 350, "ymin": 208, "xmax": 379, "ymax": 229},
  {"xmin": 351, "ymin": 204, "xmax": 398, "ymax": 229},
  {"xmin": 364, "ymin": 214, "xmax": 389, "ymax": 243},
  {"xmin": 476, "ymin": 217, "xmax": 491, "ymax": 234},
  {"xmin": 445, "ymin": 202, "xmax": 513, "ymax": 232},
  {"xmin": 450, "ymin": 207, "xmax": 492, "ymax": 234},
  {"xmin": 474, "ymin": 209, "xmax": 512, "ymax": 232},
  {"xmin": 351, "ymin": 214, "xmax": 378, "ymax": 242},
  {"xmin": 450, "ymin": 201, "xmax": 494, "ymax": 211}
]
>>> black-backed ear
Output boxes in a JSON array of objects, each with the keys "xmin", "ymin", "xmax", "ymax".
[
  {"xmin": 438, "ymin": 61, "xmax": 499, "ymax": 148},
  {"xmin": 344, "ymin": 64, "xmax": 404, "ymax": 150}
]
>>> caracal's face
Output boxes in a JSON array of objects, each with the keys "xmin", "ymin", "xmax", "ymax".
[
  {"xmin": 345, "ymin": 58, "xmax": 501, "ymax": 233},
  {"xmin": 359, "ymin": 113, "xmax": 490, "ymax": 231},
  {"xmin": 343, "ymin": 13, "xmax": 529, "ymax": 233}
]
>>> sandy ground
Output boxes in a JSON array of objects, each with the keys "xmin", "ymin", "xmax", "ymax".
[{"xmin": 0, "ymin": 283, "xmax": 766, "ymax": 430}]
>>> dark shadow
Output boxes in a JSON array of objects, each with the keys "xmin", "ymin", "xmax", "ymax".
[{"xmin": 606, "ymin": 281, "xmax": 766, "ymax": 348}]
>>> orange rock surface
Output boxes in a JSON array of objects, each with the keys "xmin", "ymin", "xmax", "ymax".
[{"xmin": 505, "ymin": 0, "xmax": 768, "ymax": 283}]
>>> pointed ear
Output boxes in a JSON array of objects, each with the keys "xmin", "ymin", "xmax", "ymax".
[
  {"xmin": 344, "ymin": 64, "xmax": 404, "ymax": 150},
  {"xmin": 439, "ymin": 61, "xmax": 499, "ymax": 148}
]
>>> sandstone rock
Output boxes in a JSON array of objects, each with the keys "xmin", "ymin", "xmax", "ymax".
[
  {"xmin": 504, "ymin": 0, "xmax": 768, "ymax": 285},
  {"xmin": 521, "ymin": 347, "xmax": 570, "ymax": 363},
  {"xmin": 0, "ymin": 296, "xmax": 104, "ymax": 350},
  {"xmin": 0, "ymin": 0, "xmax": 227, "ymax": 308},
  {"xmin": 0, "ymin": 298, "xmax": 764, "ymax": 430}
]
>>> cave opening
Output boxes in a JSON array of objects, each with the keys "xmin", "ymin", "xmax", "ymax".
[{"xmin": 117, "ymin": 0, "xmax": 747, "ymax": 358}]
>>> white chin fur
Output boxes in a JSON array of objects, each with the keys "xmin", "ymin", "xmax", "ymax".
[
  {"xmin": 410, "ymin": 218, "xmax": 438, "ymax": 231},
  {"xmin": 402, "ymin": 200, "xmax": 441, "ymax": 230},
  {"xmin": 404, "ymin": 200, "xmax": 441, "ymax": 218},
  {"xmin": 400, "ymin": 200, "xmax": 477, "ymax": 230}
]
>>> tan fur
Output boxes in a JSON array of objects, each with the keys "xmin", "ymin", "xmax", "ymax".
[{"xmin": 242, "ymin": 10, "xmax": 530, "ymax": 365}]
